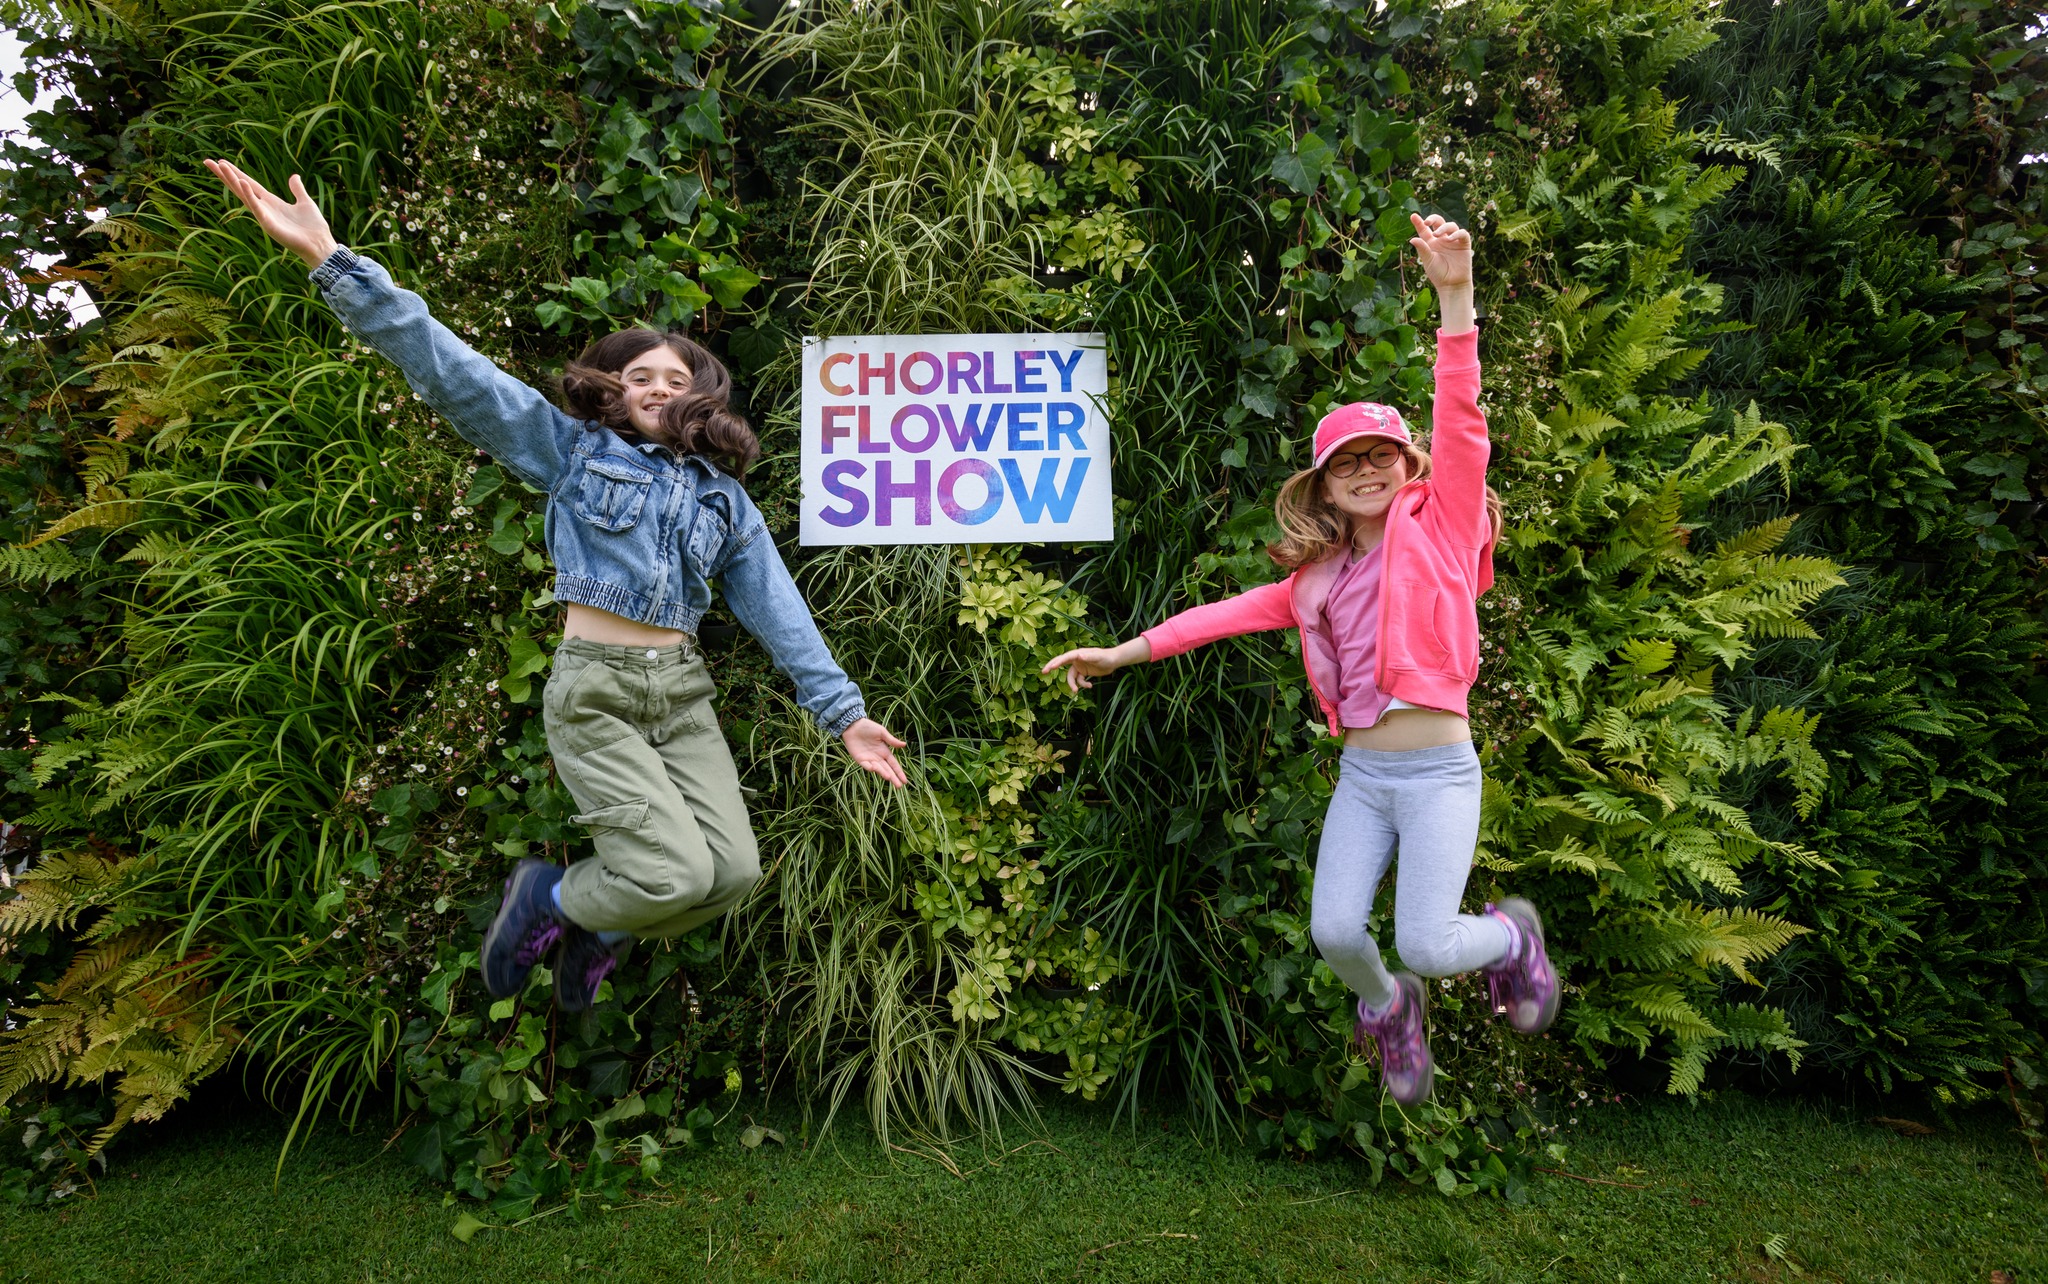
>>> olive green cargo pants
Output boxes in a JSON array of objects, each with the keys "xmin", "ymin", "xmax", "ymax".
[{"xmin": 546, "ymin": 638, "xmax": 761, "ymax": 937}]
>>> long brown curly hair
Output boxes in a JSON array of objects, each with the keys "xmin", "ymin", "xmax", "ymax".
[
  {"xmin": 1267, "ymin": 442, "xmax": 1504, "ymax": 570},
  {"xmin": 559, "ymin": 330, "xmax": 762, "ymax": 481}
]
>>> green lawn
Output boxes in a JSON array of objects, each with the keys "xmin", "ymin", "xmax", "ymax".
[{"xmin": 4, "ymin": 1090, "xmax": 2040, "ymax": 1283}]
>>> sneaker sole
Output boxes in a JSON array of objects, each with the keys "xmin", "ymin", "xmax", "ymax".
[{"xmin": 555, "ymin": 936, "xmax": 630, "ymax": 1014}]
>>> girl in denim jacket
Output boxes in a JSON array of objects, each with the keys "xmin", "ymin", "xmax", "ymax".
[
  {"xmin": 209, "ymin": 162, "xmax": 908, "ymax": 1013},
  {"xmin": 1044, "ymin": 215, "xmax": 1557, "ymax": 1104}
]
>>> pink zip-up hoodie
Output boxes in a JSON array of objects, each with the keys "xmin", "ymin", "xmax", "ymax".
[{"xmin": 1140, "ymin": 328, "xmax": 1494, "ymax": 735}]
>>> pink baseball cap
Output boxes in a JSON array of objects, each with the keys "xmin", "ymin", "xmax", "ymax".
[{"xmin": 1313, "ymin": 402, "xmax": 1412, "ymax": 469}]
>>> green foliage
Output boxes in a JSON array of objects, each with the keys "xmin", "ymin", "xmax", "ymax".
[
  {"xmin": 531, "ymin": 0, "xmax": 759, "ymax": 332},
  {"xmin": 2010, "ymin": 1051, "xmax": 2048, "ymax": 1190},
  {"xmin": 0, "ymin": 1091, "xmax": 104, "ymax": 1207},
  {"xmin": 2, "ymin": 0, "xmax": 2044, "ymax": 1213},
  {"xmin": 1673, "ymin": 0, "xmax": 2048, "ymax": 1100}
]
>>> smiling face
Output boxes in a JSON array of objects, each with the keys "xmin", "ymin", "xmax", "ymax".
[
  {"xmin": 1321, "ymin": 436, "xmax": 1412, "ymax": 529},
  {"xmin": 619, "ymin": 343, "xmax": 693, "ymax": 435}
]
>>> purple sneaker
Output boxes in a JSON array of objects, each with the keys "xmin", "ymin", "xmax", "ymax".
[
  {"xmin": 1355, "ymin": 972, "xmax": 1434, "ymax": 1106},
  {"xmin": 480, "ymin": 859, "xmax": 566, "ymax": 998},
  {"xmin": 555, "ymin": 928, "xmax": 631, "ymax": 1013},
  {"xmin": 1485, "ymin": 897, "xmax": 1559, "ymax": 1034}
]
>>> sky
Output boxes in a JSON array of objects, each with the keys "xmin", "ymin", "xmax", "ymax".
[
  {"xmin": 0, "ymin": 29, "xmax": 33, "ymax": 137},
  {"xmin": 3, "ymin": 28, "xmax": 100, "ymax": 325}
]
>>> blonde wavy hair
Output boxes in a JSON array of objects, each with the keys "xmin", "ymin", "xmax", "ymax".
[{"xmin": 1267, "ymin": 441, "xmax": 1504, "ymax": 570}]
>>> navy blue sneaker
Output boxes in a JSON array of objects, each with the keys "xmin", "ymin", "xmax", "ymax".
[
  {"xmin": 555, "ymin": 928, "xmax": 631, "ymax": 1013},
  {"xmin": 481, "ymin": 859, "xmax": 567, "ymax": 998}
]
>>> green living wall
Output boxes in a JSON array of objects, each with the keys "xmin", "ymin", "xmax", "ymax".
[
  {"xmin": 1674, "ymin": 0, "xmax": 2048, "ymax": 1098},
  {"xmin": 0, "ymin": 0, "xmax": 2041, "ymax": 1209}
]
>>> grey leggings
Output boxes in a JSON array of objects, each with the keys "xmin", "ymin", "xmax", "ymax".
[{"xmin": 1308, "ymin": 741, "xmax": 1511, "ymax": 1012}]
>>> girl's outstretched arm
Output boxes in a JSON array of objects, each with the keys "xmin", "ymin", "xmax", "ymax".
[
  {"xmin": 714, "ymin": 491, "xmax": 906, "ymax": 787},
  {"xmin": 207, "ymin": 160, "xmax": 581, "ymax": 492},
  {"xmin": 1042, "ymin": 636, "xmax": 1153, "ymax": 695},
  {"xmin": 1042, "ymin": 577, "xmax": 1298, "ymax": 693},
  {"xmin": 1410, "ymin": 212, "xmax": 1491, "ymax": 546}
]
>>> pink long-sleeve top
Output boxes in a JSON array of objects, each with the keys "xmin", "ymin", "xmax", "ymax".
[
  {"xmin": 1140, "ymin": 328, "xmax": 1494, "ymax": 735},
  {"xmin": 1324, "ymin": 542, "xmax": 1399, "ymax": 728}
]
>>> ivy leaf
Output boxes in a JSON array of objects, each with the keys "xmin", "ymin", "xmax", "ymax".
[
  {"xmin": 656, "ymin": 173, "xmax": 705, "ymax": 225},
  {"xmin": 566, "ymin": 276, "xmax": 612, "ymax": 308},
  {"xmin": 502, "ymin": 635, "xmax": 549, "ymax": 703},
  {"xmin": 1352, "ymin": 103, "xmax": 1393, "ymax": 152},
  {"xmin": 1375, "ymin": 200, "xmax": 1418, "ymax": 249},
  {"xmin": 656, "ymin": 273, "xmax": 713, "ymax": 325},
  {"xmin": 486, "ymin": 520, "xmax": 525, "ymax": 555},
  {"xmin": 370, "ymin": 782, "xmax": 417, "ymax": 819},
  {"xmin": 462, "ymin": 464, "xmax": 503, "ymax": 508},
  {"xmin": 1272, "ymin": 131, "xmax": 1335, "ymax": 195},
  {"xmin": 449, "ymin": 1212, "xmax": 491, "ymax": 1244},
  {"xmin": 728, "ymin": 319, "xmax": 790, "ymax": 376},
  {"xmin": 1255, "ymin": 951, "xmax": 1301, "ymax": 1000},
  {"xmin": 506, "ymin": 633, "xmax": 548, "ymax": 676},
  {"xmin": 682, "ymin": 89, "xmax": 725, "ymax": 143},
  {"xmin": 419, "ymin": 966, "xmax": 456, "ymax": 1015},
  {"xmin": 1373, "ymin": 53, "xmax": 1412, "ymax": 94},
  {"xmin": 697, "ymin": 262, "xmax": 760, "ymax": 308},
  {"xmin": 403, "ymin": 1118, "xmax": 455, "ymax": 1182},
  {"xmin": 1240, "ymin": 377, "xmax": 1281, "ymax": 418}
]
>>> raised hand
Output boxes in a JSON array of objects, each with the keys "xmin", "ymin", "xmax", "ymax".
[
  {"xmin": 841, "ymin": 717, "xmax": 910, "ymax": 789},
  {"xmin": 205, "ymin": 159, "xmax": 340, "ymax": 269},
  {"xmin": 1408, "ymin": 212, "xmax": 1473, "ymax": 293},
  {"xmin": 1040, "ymin": 638, "xmax": 1151, "ymax": 695}
]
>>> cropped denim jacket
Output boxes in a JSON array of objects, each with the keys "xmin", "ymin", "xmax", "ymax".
[{"xmin": 312, "ymin": 247, "xmax": 867, "ymax": 735}]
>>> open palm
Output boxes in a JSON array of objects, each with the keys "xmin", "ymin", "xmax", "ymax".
[
  {"xmin": 204, "ymin": 159, "xmax": 339, "ymax": 268},
  {"xmin": 842, "ymin": 717, "xmax": 909, "ymax": 789}
]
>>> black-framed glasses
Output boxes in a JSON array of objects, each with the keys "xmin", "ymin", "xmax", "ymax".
[{"xmin": 1326, "ymin": 441, "xmax": 1404, "ymax": 477}]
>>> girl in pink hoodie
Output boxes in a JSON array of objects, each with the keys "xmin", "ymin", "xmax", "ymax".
[{"xmin": 1043, "ymin": 214, "xmax": 1557, "ymax": 1106}]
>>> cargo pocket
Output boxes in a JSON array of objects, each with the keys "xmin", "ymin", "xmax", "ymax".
[
  {"xmin": 572, "ymin": 797, "xmax": 671, "ymax": 900},
  {"xmin": 573, "ymin": 798, "xmax": 650, "ymax": 834},
  {"xmin": 574, "ymin": 458, "xmax": 653, "ymax": 532}
]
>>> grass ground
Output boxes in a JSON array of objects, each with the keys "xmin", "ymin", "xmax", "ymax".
[{"xmin": 2, "ymin": 1088, "xmax": 2040, "ymax": 1284}]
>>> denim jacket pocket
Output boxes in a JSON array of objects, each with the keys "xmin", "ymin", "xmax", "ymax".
[
  {"xmin": 686, "ymin": 495, "xmax": 733, "ymax": 578},
  {"xmin": 574, "ymin": 458, "xmax": 654, "ymax": 533}
]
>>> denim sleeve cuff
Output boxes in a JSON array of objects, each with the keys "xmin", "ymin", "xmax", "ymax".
[
  {"xmin": 309, "ymin": 245, "xmax": 361, "ymax": 292},
  {"xmin": 824, "ymin": 704, "xmax": 867, "ymax": 737}
]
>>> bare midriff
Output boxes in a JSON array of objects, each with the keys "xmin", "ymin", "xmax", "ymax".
[
  {"xmin": 1342, "ymin": 707, "xmax": 1471, "ymax": 751},
  {"xmin": 562, "ymin": 602, "xmax": 689, "ymax": 647}
]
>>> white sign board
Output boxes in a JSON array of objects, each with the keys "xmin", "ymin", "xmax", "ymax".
[{"xmin": 799, "ymin": 333, "xmax": 1112, "ymax": 545}]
